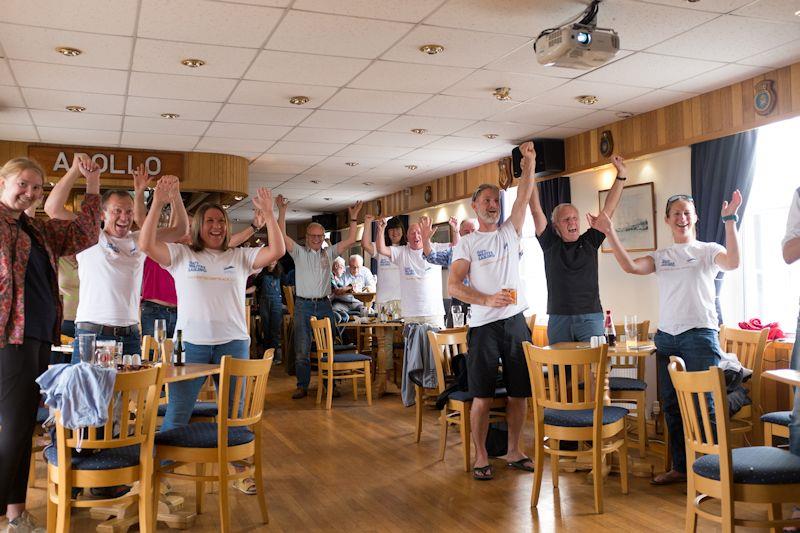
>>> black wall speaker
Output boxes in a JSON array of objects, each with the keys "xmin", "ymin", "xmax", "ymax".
[
  {"xmin": 311, "ymin": 213, "xmax": 338, "ymax": 230},
  {"xmin": 511, "ymin": 138, "xmax": 565, "ymax": 178}
]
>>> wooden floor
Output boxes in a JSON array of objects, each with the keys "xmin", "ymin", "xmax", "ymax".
[{"xmin": 16, "ymin": 368, "xmax": 794, "ymax": 532}]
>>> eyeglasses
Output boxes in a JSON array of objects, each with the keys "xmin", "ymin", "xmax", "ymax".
[
  {"xmin": 307, "ymin": 233, "xmax": 325, "ymax": 239},
  {"xmin": 666, "ymin": 194, "xmax": 694, "ymax": 204}
]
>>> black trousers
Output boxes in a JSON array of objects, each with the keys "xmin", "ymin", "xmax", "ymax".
[{"xmin": 0, "ymin": 339, "xmax": 50, "ymax": 515}]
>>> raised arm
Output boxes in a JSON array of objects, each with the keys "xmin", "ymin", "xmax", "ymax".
[
  {"xmin": 44, "ymin": 155, "xmax": 96, "ymax": 220},
  {"xmin": 448, "ymin": 259, "xmax": 514, "ymax": 307},
  {"xmin": 420, "ymin": 215, "xmax": 434, "ymax": 256},
  {"xmin": 276, "ymin": 194, "xmax": 295, "ymax": 253},
  {"xmin": 374, "ymin": 218, "xmax": 391, "ymax": 258},
  {"xmin": 154, "ymin": 176, "xmax": 189, "ymax": 242},
  {"xmin": 714, "ymin": 189, "xmax": 742, "ymax": 271},
  {"xmin": 43, "ymin": 159, "xmax": 102, "ymax": 257},
  {"xmin": 785, "ymin": 238, "xmax": 800, "ymax": 264},
  {"xmin": 251, "ymin": 188, "xmax": 286, "ymax": 270},
  {"xmin": 361, "ymin": 213, "xmax": 376, "ymax": 255},
  {"xmin": 335, "ymin": 201, "xmax": 363, "ymax": 253},
  {"xmin": 449, "ymin": 217, "xmax": 459, "ymax": 247},
  {"xmin": 527, "ymin": 178, "xmax": 548, "ymax": 237},
  {"xmin": 230, "ymin": 209, "xmax": 263, "ymax": 248},
  {"xmin": 586, "ymin": 211, "xmax": 655, "ymax": 275},
  {"xmin": 509, "ymin": 141, "xmax": 536, "ymax": 234},
  {"xmin": 138, "ymin": 176, "xmax": 174, "ymax": 267},
  {"xmin": 131, "ymin": 163, "xmax": 151, "ymax": 229},
  {"xmin": 600, "ymin": 155, "xmax": 626, "ymax": 218}
]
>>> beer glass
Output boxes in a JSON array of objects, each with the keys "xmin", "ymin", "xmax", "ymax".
[{"xmin": 624, "ymin": 315, "xmax": 639, "ymax": 350}]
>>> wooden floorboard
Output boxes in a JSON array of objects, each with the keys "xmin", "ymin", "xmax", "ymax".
[{"xmin": 17, "ymin": 369, "xmax": 794, "ymax": 532}]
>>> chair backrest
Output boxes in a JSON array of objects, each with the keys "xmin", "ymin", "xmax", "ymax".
[
  {"xmin": 427, "ymin": 327, "xmax": 468, "ymax": 394},
  {"xmin": 309, "ymin": 316, "xmax": 336, "ymax": 369},
  {"xmin": 611, "ymin": 320, "xmax": 651, "ymax": 377},
  {"xmin": 667, "ymin": 356, "xmax": 732, "ymax": 483},
  {"xmin": 613, "ymin": 320, "xmax": 650, "ymax": 340},
  {"xmin": 141, "ymin": 335, "xmax": 159, "ymax": 363},
  {"xmin": 526, "ymin": 314, "xmax": 537, "ymax": 342},
  {"xmin": 719, "ymin": 325, "xmax": 769, "ymax": 411},
  {"xmin": 217, "ymin": 352, "xmax": 274, "ymax": 432},
  {"xmin": 283, "ymin": 285, "xmax": 295, "ymax": 315}
]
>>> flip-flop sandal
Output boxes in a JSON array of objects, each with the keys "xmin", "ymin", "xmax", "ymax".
[
  {"xmin": 650, "ymin": 471, "xmax": 686, "ymax": 485},
  {"xmin": 472, "ymin": 465, "xmax": 493, "ymax": 481},
  {"xmin": 233, "ymin": 477, "xmax": 257, "ymax": 495},
  {"xmin": 506, "ymin": 457, "xmax": 535, "ymax": 472}
]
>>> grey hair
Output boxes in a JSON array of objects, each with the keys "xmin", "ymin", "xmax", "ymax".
[
  {"xmin": 306, "ymin": 221, "xmax": 325, "ymax": 233},
  {"xmin": 550, "ymin": 203, "xmax": 578, "ymax": 224},
  {"xmin": 471, "ymin": 183, "xmax": 500, "ymax": 202},
  {"xmin": 348, "ymin": 254, "xmax": 363, "ymax": 266},
  {"xmin": 333, "ymin": 256, "xmax": 346, "ymax": 267}
]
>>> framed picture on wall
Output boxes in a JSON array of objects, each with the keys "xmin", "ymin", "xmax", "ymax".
[
  {"xmin": 598, "ymin": 182, "xmax": 657, "ymax": 253},
  {"xmin": 431, "ymin": 222, "xmax": 452, "ymax": 244}
]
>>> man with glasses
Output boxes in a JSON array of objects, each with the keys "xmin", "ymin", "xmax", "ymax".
[{"xmin": 276, "ymin": 195, "xmax": 363, "ymax": 399}]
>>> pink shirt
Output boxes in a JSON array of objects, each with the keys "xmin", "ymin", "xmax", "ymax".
[{"xmin": 141, "ymin": 257, "xmax": 178, "ymax": 306}]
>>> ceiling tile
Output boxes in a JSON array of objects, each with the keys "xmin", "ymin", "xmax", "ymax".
[
  {"xmin": 0, "ymin": 0, "xmax": 138, "ymax": 35},
  {"xmin": 138, "ymin": 0, "xmax": 283, "ymax": 47},
  {"xmin": 195, "ymin": 136, "xmax": 272, "ymax": 153},
  {"xmin": 489, "ymin": 102, "xmax": 590, "ymax": 126},
  {"xmin": 38, "ymin": 127, "xmax": 120, "ymax": 146},
  {"xmin": 300, "ymin": 109, "xmax": 396, "ymax": 130},
  {"xmin": 442, "ymin": 70, "xmax": 567, "ymax": 101},
  {"xmin": 0, "ymin": 85, "xmax": 25, "ymax": 108},
  {"xmin": 266, "ymin": 11, "xmax": 413, "ymax": 59},
  {"xmin": 309, "ymin": 155, "xmax": 390, "ymax": 170},
  {"xmin": 648, "ymin": 15, "xmax": 800, "ymax": 62},
  {"xmin": 0, "ymin": 61, "xmax": 14, "ymax": 85},
  {"xmin": 268, "ymin": 141, "xmax": 347, "ymax": 156},
  {"xmin": 606, "ymin": 89, "xmax": 694, "ymax": 114},
  {"xmin": 738, "ymin": 38, "xmax": 800, "ymax": 68},
  {"xmin": 0, "ymin": 24, "xmax": 134, "ymax": 69},
  {"xmin": 30, "ymin": 109, "xmax": 122, "ymax": 131},
  {"xmin": 424, "ymin": 135, "xmax": 505, "ymax": 152},
  {"xmin": 0, "ymin": 107, "xmax": 31, "ymax": 125},
  {"xmin": 365, "ymin": 159, "xmax": 443, "ymax": 175},
  {"xmin": 403, "ymin": 148, "xmax": 478, "ymax": 162},
  {"xmin": 453, "ymin": 120, "xmax": 543, "ymax": 140},
  {"xmin": 124, "ymin": 116, "xmax": 210, "ymax": 136},
  {"xmin": 128, "ymin": 72, "xmax": 237, "ymax": 102},
  {"xmin": 378, "ymin": 115, "xmax": 476, "ymax": 135},
  {"xmin": 481, "ymin": 142, "xmax": 519, "ymax": 154},
  {"xmin": 333, "ymin": 144, "xmax": 413, "ymax": 159},
  {"xmin": 530, "ymin": 79, "xmax": 652, "ymax": 109},
  {"xmin": 11, "ymin": 61, "xmax": 128, "ymax": 95},
  {"xmin": 641, "ymin": 0, "xmax": 753, "ymax": 12},
  {"xmin": 292, "ymin": 0, "xmax": 438, "ymax": 22},
  {"xmin": 245, "ymin": 51, "xmax": 370, "ymax": 86},
  {"xmin": 124, "ymin": 97, "xmax": 222, "ymax": 121},
  {"xmin": 407, "ymin": 95, "xmax": 513, "ymax": 120},
  {"xmin": 250, "ymin": 153, "xmax": 326, "ymax": 174},
  {"xmin": 381, "ymin": 26, "xmax": 530, "ymax": 68},
  {"xmin": 486, "ymin": 46, "xmax": 635, "ymax": 79},
  {"xmin": 121, "ymin": 132, "xmax": 200, "ymax": 151},
  {"xmin": 355, "ymin": 131, "xmax": 442, "ymax": 148},
  {"xmin": 217, "ymin": 103, "xmax": 312, "ymax": 126},
  {"xmin": 229, "ymin": 80, "xmax": 338, "ymax": 108},
  {"xmin": 322, "ymin": 89, "xmax": 431, "ymax": 114},
  {"xmin": 560, "ymin": 110, "xmax": 621, "ymax": 130},
  {"xmin": 132, "ymin": 39, "xmax": 258, "ymax": 79},
  {"xmin": 22, "ymin": 88, "xmax": 124, "ymax": 115},
  {"xmin": 535, "ymin": 125, "xmax": 588, "ymax": 139},
  {"xmin": 581, "ymin": 52, "xmax": 725, "ymax": 89},
  {"xmin": 666, "ymin": 63, "xmax": 771, "ymax": 93},
  {"xmin": 733, "ymin": 0, "xmax": 800, "ymax": 23},
  {"xmin": 220, "ymin": 0, "xmax": 291, "ymax": 6},
  {"xmin": 282, "ymin": 127, "xmax": 369, "ymax": 143},
  {"xmin": 0, "ymin": 123, "xmax": 38, "ymax": 141},
  {"xmin": 349, "ymin": 61, "xmax": 472, "ymax": 93},
  {"xmin": 206, "ymin": 122, "xmax": 291, "ymax": 140}
]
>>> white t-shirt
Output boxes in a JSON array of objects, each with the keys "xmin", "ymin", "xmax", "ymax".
[
  {"xmin": 376, "ymin": 252, "xmax": 401, "ymax": 303},
  {"xmin": 452, "ymin": 222, "xmax": 527, "ymax": 328},
  {"xmin": 75, "ymin": 231, "xmax": 145, "ymax": 327},
  {"xmin": 649, "ymin": 241, "xmax": 725, "ymax": 335},
  {"xmin": 165, "ymin": 243, "xmax": 260, "ymax": 345},
  {"xmin": 783, "ymin": 186, "xmax": 800, "ymax": 247},
  {"xmin": 389, "ymin": 244, "xmax": 446, "ymax": 319}
]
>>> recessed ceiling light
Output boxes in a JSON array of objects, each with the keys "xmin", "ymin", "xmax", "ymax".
[
  {"xmin": 65, "ymin": 105, "xmax": 85, "ymax": 113},
  {"xmin": 410, "ymin": 128, "xmax": 427, "ymax": 135},
  {"xmin": 484, "ymin": 133, "xmax": 499, "ymax": 139},
  {"xmin": 323, "ymin": 197, "xmax": 332, "ymax": 201},
  {"xmin": 289, "ymin": 96, "xmax": 310, "ymax": 105},
  {"xmin": 233, "ymin": 195, "xmax": 243, "ymax": 201},
  {"xmin": 576, "ymin": 95, "xmax": 598, "ymax": 105},
  {"xmin": 48, "ymin": 181, "xmax": 55, "ymax": 187},
  {"xmin": 419, "ymin": 44, "xmax": 445, "ymax": 55},
  {"xmin": 345, "ymin": 161, "xmax": 359, "ymax": 167},
  {"xmin": 55, "ymin": 47, "xmax": 82, "ymax": 57},
  {"xmin": 493, "ymin": 87, "xmax": 512, "ymax": 101},
  {"xmin": 310, "ymin": 179, "xmax": 320, "ymax": 184},
  {"xmin": 405, "ymin": 164, "xmax": 418, "ymax": 170},
  {"xmin": 363, "ymin": 181, "xmax": 374, "ymax": 186},
  {"xmin": 160, "ymin": 113, "xmax": 180, "ymax": 119},
  {"xmin": 615, "ymin": 111, "xmax": 635, "ymax": 119},
  {"xmin": 233, "ymin": 218, "xmax": 240, "ymax": 222},
  {"xmin": 222, "ymin": 204, "xmax": 230, "ymax": 209},
  {"xmin": 181, "ymin": 58, "xmax": 205, "ymax": 68},
  {"xmin": 795, "ymin": 8, "xmax": 800, "ymax": 16}
]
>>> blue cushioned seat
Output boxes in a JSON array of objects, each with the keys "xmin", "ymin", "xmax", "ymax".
[
  {"xmin": 449, "ymin": 388, "xmax": 508, "ymax": 402},
  {"xmin": 692, "ymin": 446, "xmax": 800, "ymax": 484},
  {"xmin": 320, "ymin": 352, "xmax": 371, "ymax": 363},
  {"xmin": 609, "ymin": 377, "xmax": 647, "ymax": 391},
  {"xmin": 36, "ymin": 407, "xmax": 49, "ymax": 424},
  {"xmin": 155, "ymin": 422, "xmax": 254, "ymax": 448},
  {"xmin": 333, "ymin": 343, "xmax": 357, "ymax": 352},
  {"xmin": 157, "ymin": 401, "xmax": 218, "ymax": 418},
  {"xmin": 44, "ymin": 444, "xmax": 140, "ymax": 470},
  {"xmin": 544, "ymin": 406, "xmax": 628, "ymax": 427},
  {"xmin": 761, "ymin": 411, "xmax": 791, "ymax": 426}
]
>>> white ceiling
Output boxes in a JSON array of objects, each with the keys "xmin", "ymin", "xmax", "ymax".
[{"xmin": 0, "ymin": 0, "xmax": 798, "ymax": 222}]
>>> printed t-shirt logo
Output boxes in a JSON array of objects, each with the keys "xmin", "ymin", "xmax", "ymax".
[
  {"xmin": 223, "ymin": 265, "xmax": 235, "ymax": 271},
  {"xmin": 105, "ymin": 240, "xmax": 120, "ymax": 253},
  {"xmin": 686, "ymin": 257, "xmax": 697, "ymax": 263},
  {"xmin": 660, "ymin": 258, "xmax": 676, "ymax": 267},
  {"xmin": 404, "ymin": 267, "xmax": 415, "ymax": 276},
  {"xmin": 188, "ymin": 260, "xmax": 207, "ymax": 273},
  {"xmin": 476, "ymin": 249, "xmax": 496, "ymax": 261}
]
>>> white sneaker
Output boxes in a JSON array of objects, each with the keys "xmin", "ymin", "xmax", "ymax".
[{"xmin": 6, "ymin": 511, "xmax": 46, "ymax": 533}]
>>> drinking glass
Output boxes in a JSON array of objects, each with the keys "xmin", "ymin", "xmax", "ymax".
[
  {"xmin": 624, "ymin": 315, "xmax": 639, "ymax": 350},
  {"xmin": 154, "ymin": 319, "xmax": 167, "ymax": 361},
  {"xmin": 452, "ymin": 312, "xmax": 465, "ymax": 328},
  {"xmin": 95, "ymin": 340, "xmax": 115, "ymax": 368},
  {"xmin": 78, "ymin": 333, "xmax": 96, "ymax": 364},
  {"xmin": 501, "ymin": 286, "xmax": 518, "ymax": 305}
]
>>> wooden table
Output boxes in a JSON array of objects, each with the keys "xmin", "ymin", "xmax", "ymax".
[
  {"xmin": 354, "ymin": 319, "xmax": 403, "ymax": 398},
  {"xmin": 163, "ymin": 363, "xmax": 221, "ymax": 383},
  {"xmin": 762, "ymin": 368, "xmax": 800, "ymax": 387}
]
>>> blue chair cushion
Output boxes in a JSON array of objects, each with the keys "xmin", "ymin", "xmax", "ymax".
[
  {"xmin": 320, "ymin": 352, "xmax": 371, "ymax": 363},
  {"xmin": 449, "ymin": 388, "xmax": 508, "ymax": 402},
  {"xmin": 44, "ymin": 444, "xmax": 140, "ymax": 470},
  {"xmin": 692, "ymin": 446, "xmax": 800, "ymax": 484},
  {"xmin": 761, "ymin": 411, "xmax": 791, "ymax": 427},
  {"xmin": 544, "ymin": 406, "xmax": 629, "ymax": 427},
  {"xmin": 609, "ymin": 377, "xmax": 647, "ymax": 391},
  {"xmin": 155, "ymin": 422, "xmax": 254, "ymax": 448},
  {"xmin": 334, "ymin": 343, "xmax": 357, "ymax": 352},
  {"xmin": 157, "ymin": 402, "xmax": 218, "ymax": 418},
  {"xmin": 36, "ymin": 407, "xmax": 49, "ymax": 424}
]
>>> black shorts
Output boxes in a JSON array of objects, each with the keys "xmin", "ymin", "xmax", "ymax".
[{"xmin": 466, "ymin": 312, "xmax": 531, "ymax": 398}]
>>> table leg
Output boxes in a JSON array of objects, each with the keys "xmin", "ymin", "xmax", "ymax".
[
  {"xmin": 90, "ymin": 481, "xmax": 197, "ymax": 532},
  {"xmin": 372, "ymin": 328, "xmax": 399, "ymax": 399}
]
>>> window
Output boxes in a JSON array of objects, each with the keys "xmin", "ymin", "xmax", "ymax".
[{"xmin": 719, "ymin": 116, "xmax": 800, "ymax": 333}]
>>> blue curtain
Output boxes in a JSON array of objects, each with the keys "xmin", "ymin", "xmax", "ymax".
[
  {"xmin": 690, "ymin": 129, "xmax": 758, "ymax": 323},
  {"xmin": 538, "ymin": 176, "xmax": 571, "ymax": 222}
]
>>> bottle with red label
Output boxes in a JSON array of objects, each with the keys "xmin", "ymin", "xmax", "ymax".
[{"xmin": 604, "ymin": 310, "xmax": 616, "ymax": 347}]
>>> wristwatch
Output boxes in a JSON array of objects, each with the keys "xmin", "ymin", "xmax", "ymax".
[
  {"xmin": 721, "ymin": 214, "xmax": 738, "ymax": 223},
  {"xmin": 616, "ymin": 175, "xmax": 627, "ymax": 181}
]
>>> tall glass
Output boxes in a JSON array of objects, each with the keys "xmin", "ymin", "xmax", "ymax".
[
  {"xmin": 452, "ymin": 312, "xmax": 465, "ymax": 328},
  {"xmin": 624, "ymin": 315, "xmax": 639, "ymax": 350},
  {"xmin": 78, "ymin": 333, "xmax": 96, "ymax": 364},
  {"xmin": 154, "ymin": 319, "xmax": 167, "ymax": 362}
]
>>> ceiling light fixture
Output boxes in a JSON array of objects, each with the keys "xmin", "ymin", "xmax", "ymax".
[
  {"xmin": 180, "ymin": 58, "xmax": 205, "ymax": 68},
  {"xmin": 323, "ymin": 197, "xmax": 332, "ymax": 201},
  {"xmin": 345, "ymin": 161, "xmax": 359, "ymax": 167},
  {"xmin": 222, "ymin": 204, "xmax": 230, "ymax": 209},
  {"xmin": 419, "ymin": 44, "xmax": 445, "ymax": 55},
  {"xmin": 55, "ymin": 47, "xmax": 82, "ymax": 57},
  {"xmin": 405, "ymin": 164, "xmax": 418, "ymax": 170},
  {"xmin": 160, "ymin": 113, "xmax": 180, "ymax": 119},
  {"xmin": 484, "ymin": 133, "xmax": 499, "ymax": 139},
  {"xmin": 794, "ymin": 8, "xmax": 800, "ymax": 16},
  {"xmin": 233, "ymin": 195, "xmax": 243, "ymax": 201},
  {"xmin": 493, "ymin": 87, "xmax": 512, "ymax": 101},
  {"xmin": 289, "ymin": 96, "xmax": 310, "ymax": 105},
  {"xmin": 65, "ymin": 105, "xmax": 85, "ymax": 113},
  {"xmin": 362, "ymin": 181, "xmax": 373, "ymax": 186},
  {"xmin": 615, "ymin": 111, "xmax": 635, "ymax": 119},
  {"xmin": 576, "ymin": 95, "xmax": 598, "ymax": 105},
  {"xmin": 410, "ymin": 128, "xmax": 427, "ymax": 135},
  {"xmin": 48, "ymin": 181, "xmax": 55, "ymax": 187}
]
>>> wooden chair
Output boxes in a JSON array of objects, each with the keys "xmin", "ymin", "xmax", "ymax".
[
  {"xmin": 610, "ymin": 320, "xmax": 650, "ymax": 458},
  {"xmin": 154, "ymin": 353, "xmax": 274, "ymax": 533},
  {"xmin": 668, "ymin": 356, "xmax": 800, "ymax": 532},
  {"xmin": 428, "ymin": 328, "xmax": 507, "ymax": 472},
  {"xmin": 523, "ymin": 342, "xmax": 629, "ymax": 514},
  {"xmin": 46, "ymin": 365, "xmax": 163, "ymax": 533},
  {"xmin": 762, "ymin": 381, "xmax": 793, "ymax": 446},
  {"xmin": 526, "ymin": 314, "xmax": 538, "ymax": 341},
  {"xmin": 719, "ymin": 325, "xmax": 769, "ymax": 445},
  {"xmin": 310, "ymin": 317, "xmax": 372, "ymax": 410}
]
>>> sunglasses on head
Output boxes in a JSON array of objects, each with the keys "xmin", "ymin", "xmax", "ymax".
[{"xmin": 666, "ymin": 194, "xmax": 694, "ymax": 206}]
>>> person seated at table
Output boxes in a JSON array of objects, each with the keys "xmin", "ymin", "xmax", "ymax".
[
  {"xmin": 331, "ymin": 256, "xmax": 364, "ymax": 322},
  {"xmin": 362, "ymin": 215, "xmax": 405, "ymax": 316},
  {"xmin": 588, "ymin": 190, "xmax": 742, "ymax": 485},
  {"xmin": 343, "ymin": 254, "xmax": 376, "ymax": 293}
]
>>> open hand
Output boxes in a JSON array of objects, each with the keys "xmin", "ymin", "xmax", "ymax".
[
  {"xmin": 131, "ymin": 163, "xmax": 151, "ymax": 193},
  {"xmin": 721, "ymin": 189, "xmax": 742, "ymax": 218},
  {"xmin": 253, "ymin": 209, "xmax": 266, "ymax": 229},
  {"xmin": 586, "ymin": 211, "xmax": 613, "ymax": 235},
  {"xmin": 252, "ymin": 187, "xmax": 274, "ymax": 213},
  {"xmin": 348, "ymin": 200, "xmax": 363, "ymax": 220},
  {"xmin": 275, "ymin": 194, "xmax": 289, "ymax": 211},
  {"xmin": 611, "ymin": 155, "xmax": 627, "ymax": 177},
  {"xmin": 419, "ymin": 215, "xmax": 434, "ymax": 241},
  {"xmin": 448, "ymin": 216, "xmax": 458, "ymax": 231}
]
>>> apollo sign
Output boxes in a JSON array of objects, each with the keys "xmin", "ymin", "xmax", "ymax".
[{"xmin": 28, "ymin": 145, "xmax": 184, "ymax": 180}]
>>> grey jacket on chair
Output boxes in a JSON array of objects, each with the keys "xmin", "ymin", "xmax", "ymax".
[{"xmin": 401, "ymin": 322, "xmax": 440, "ymax": 407}]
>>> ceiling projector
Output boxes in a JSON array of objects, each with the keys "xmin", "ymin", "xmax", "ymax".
[{"xmin": 534, "ymin": 0, "xmax": 619, "ymax": 69}]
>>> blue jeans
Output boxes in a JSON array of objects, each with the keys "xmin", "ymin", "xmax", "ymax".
[
  {"xmin": 140, "ymin": 301, "xmax": 178, "ymax": 339},
  {"xmin": 159, "ymin": 339, "xmax": 250, "ymax": 432},
  {"xmin": 655, "ymin": 328, "xmax": 723, "ymax": 473},
  {"xmin": 790, "ymin": 312, "xmax": 800, "ymax": 456},
  {"xmin": 259, "ymin": 295, "xmax": 282, "ymax": 361},
  {"xmin": 293, "ymin": 298, "xmax": 336, "ymax": 390},
  {"xmin": 547, "ymin": 312, "xmax": 604, "ymax": 344},
  {"xmin": 71, "ymin": 327, "xmax": 141, "ymax": 364}
]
